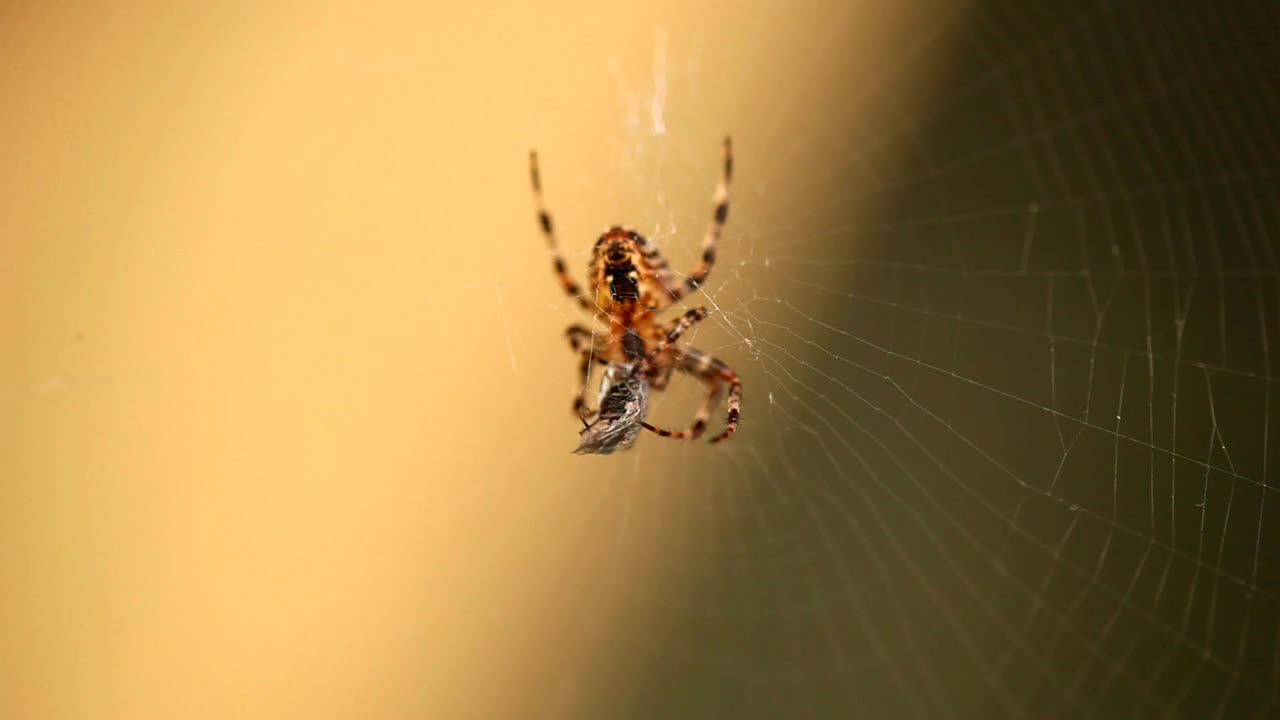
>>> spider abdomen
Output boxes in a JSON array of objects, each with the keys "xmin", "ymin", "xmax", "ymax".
[{"xmin": 595, "ymin": 305, "xmax": 667, "ymax": 363}]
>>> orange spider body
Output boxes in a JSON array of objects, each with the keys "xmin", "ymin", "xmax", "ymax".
[
  {"xmin": 589, "ymin": 228, "xmax": 676, "ymax": 370},
  {"xmin": 530, "ymin": 137, "xmax": 742, "ymax": 450}
]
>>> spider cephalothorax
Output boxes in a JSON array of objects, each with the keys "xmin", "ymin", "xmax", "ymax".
[
  {"xmin": 593, "ymin": 228, "xmax": 649, "ymax": 304},
  {"xmin": 530, "ymin": 137, "xmax": 742, "ymax": 452}
]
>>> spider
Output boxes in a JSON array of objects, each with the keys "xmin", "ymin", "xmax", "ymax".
[{"xmin": 530, "ymin": 136, "xmax": 742, "ymax": 450}]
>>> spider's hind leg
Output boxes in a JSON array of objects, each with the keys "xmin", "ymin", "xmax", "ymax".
[
  {"xmin": 678, "ymin": 348, "xmax": 740, "ymax": 443},
  {"xmin": 566, "ymin": 325, "xmax": 610, "ymax": 424},
  {"xmin": 638, "ymin": 348, "xmax": 736, "ymax": 442},
  {"xmin": 572, "ymin": 352, "xmax": 595, "ymax": 423},
  {"xmin": 641, "ymin": 421, "xmax": 697, "ymax": 439},
  {"xmin": 566, "ymin": 324, "xmax": 597, "ymax": 355}
]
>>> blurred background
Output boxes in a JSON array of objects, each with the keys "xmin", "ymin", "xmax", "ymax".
[{"xmin": 4, "ymin": 1, "xmax": 1279, "ymax": 718}]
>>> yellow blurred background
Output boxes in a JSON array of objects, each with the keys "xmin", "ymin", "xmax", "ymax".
[{"xmin": 3, "ymin": 2, "xmax": 954, "ymax": 718}]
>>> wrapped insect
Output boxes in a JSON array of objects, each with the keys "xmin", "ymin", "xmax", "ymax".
[{"xmin": 574, "ymin": 363, "xmax": 649, "ymax": 455}]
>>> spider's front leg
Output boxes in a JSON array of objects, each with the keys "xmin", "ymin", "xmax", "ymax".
[
  {"xmin": 660, "ymin": 136, "xmax": 732, "ymax": 304},
  {"xmin": 531, "ymin": 151, "xmax": 592, "ymax": 312}
]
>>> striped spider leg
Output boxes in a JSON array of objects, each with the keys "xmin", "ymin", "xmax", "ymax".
[{"xmin": 637, "ymin": 307, "xmax": 742, "ymax": 444}]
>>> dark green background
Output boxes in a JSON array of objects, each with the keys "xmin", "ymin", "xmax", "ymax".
[{"xmin": 613, "ymin": 3, "xmax": 1280, "ymax": 717}]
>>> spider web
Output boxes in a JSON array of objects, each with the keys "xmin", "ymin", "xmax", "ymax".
[
  {"xmin": 4, "ymin": 1, "xmax": 1277, "ymax": 718},
  {"xmin": 493, "ymin": 2, "xmax": 1280, "ymax": 718}
]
